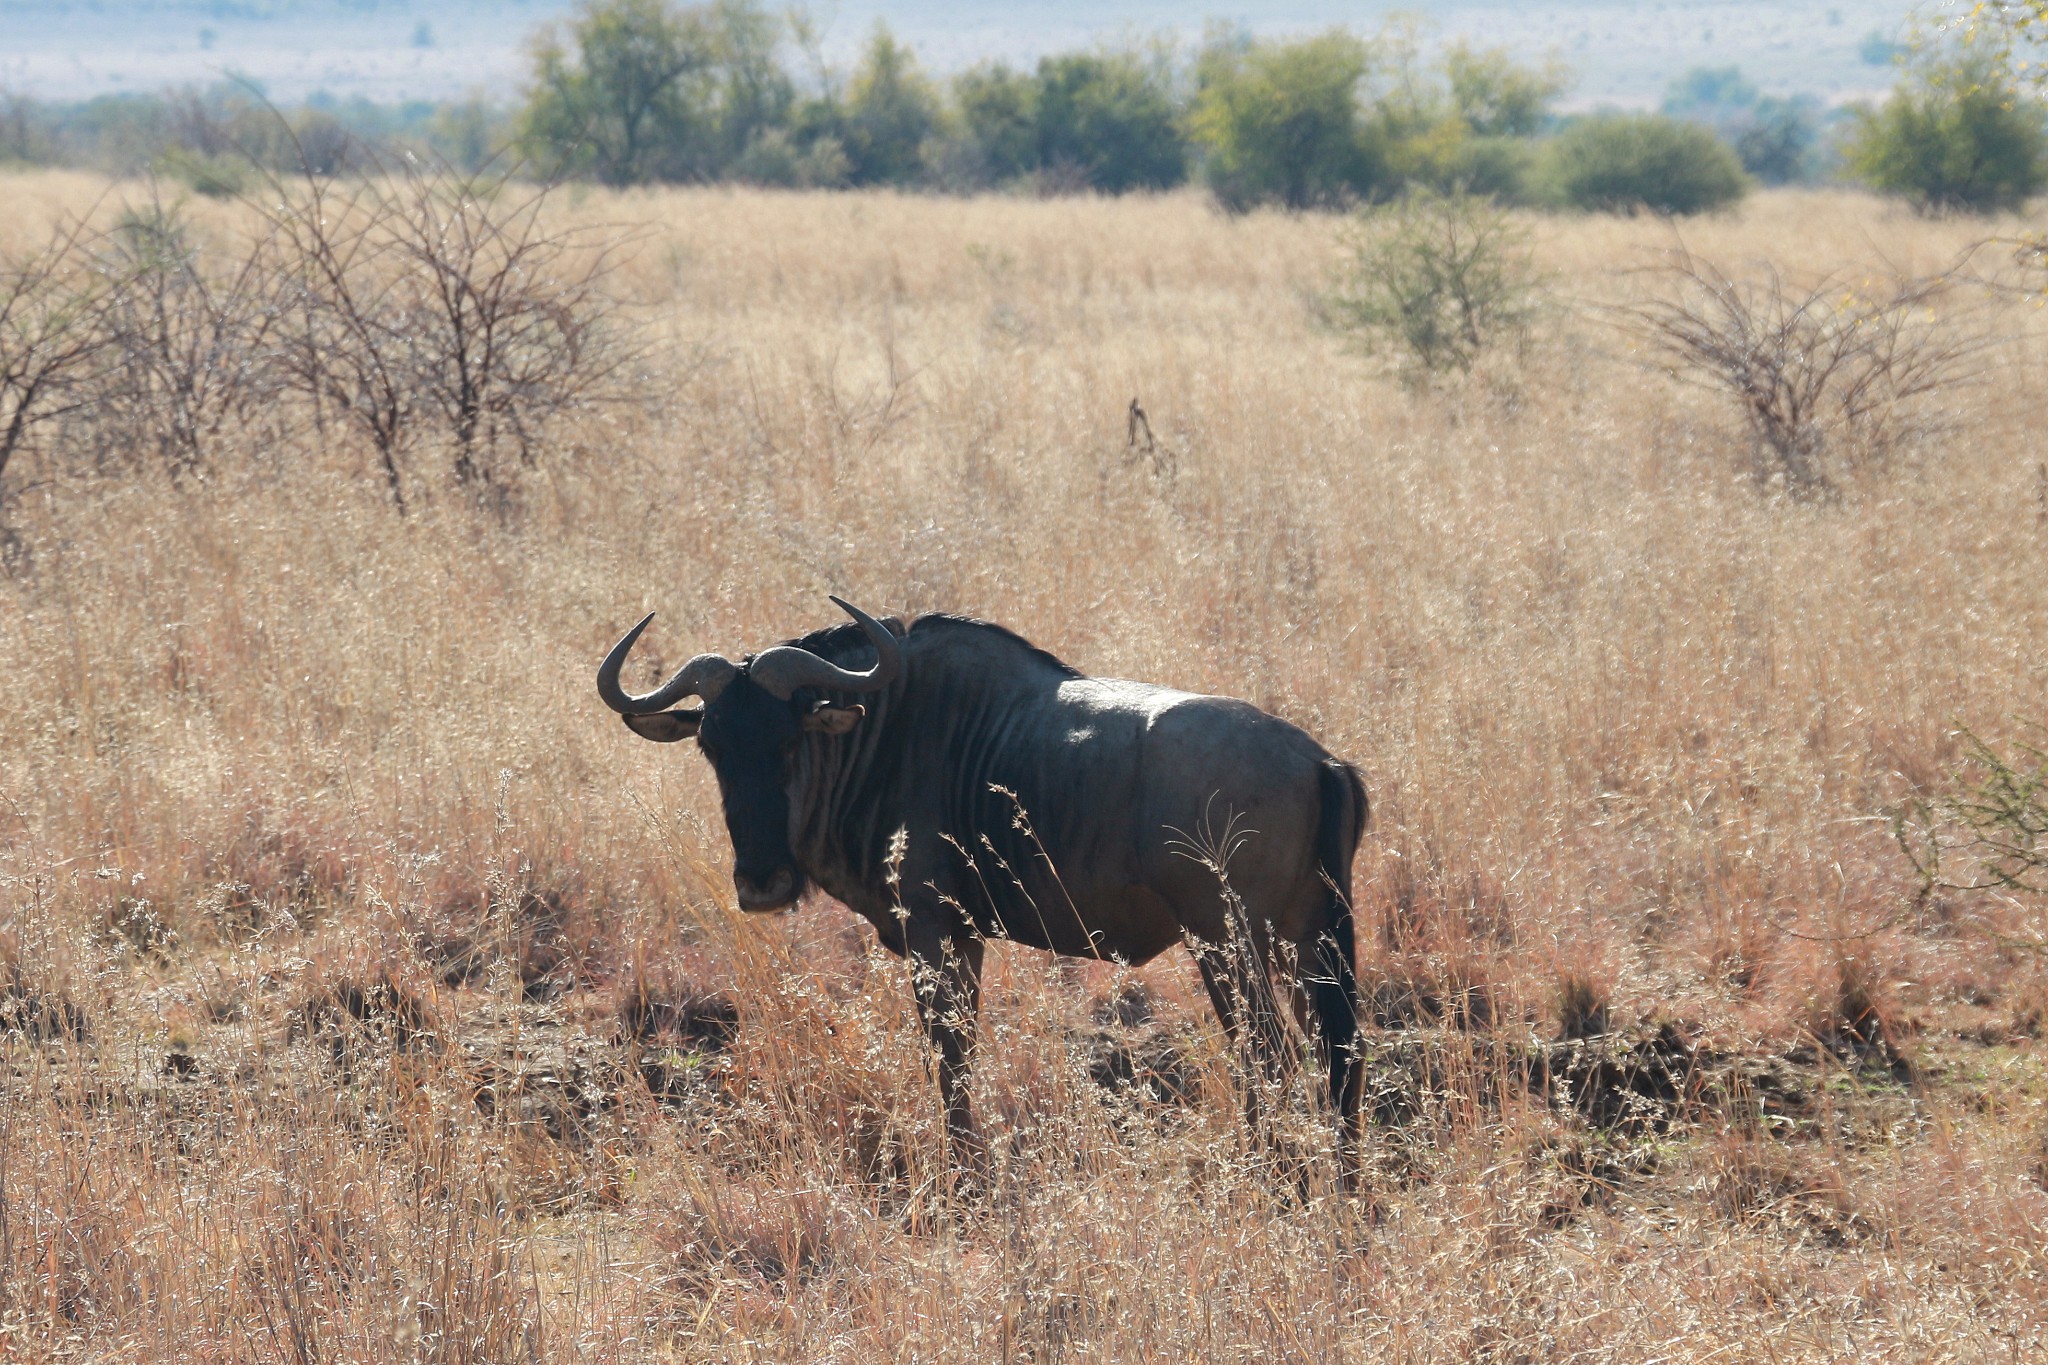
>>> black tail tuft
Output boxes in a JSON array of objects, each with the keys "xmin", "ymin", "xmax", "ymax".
[{"xmin": 1310, "ymin": 759, "xmax": 1367, "ymax": 1124}]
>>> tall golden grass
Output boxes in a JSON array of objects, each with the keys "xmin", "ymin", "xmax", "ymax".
[{"xmin": 1, "ymin": 170, "xmax": 2044, "ymax": 1360}]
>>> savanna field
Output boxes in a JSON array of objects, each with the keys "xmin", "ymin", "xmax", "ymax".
[{"xmin": 1, "ymin": 169, "xmax": 2045, "ymax": 1360}]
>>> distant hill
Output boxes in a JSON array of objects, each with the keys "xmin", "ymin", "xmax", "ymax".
[{"xmin": 0, "ymin": 0, "xmax": 1912, "ymax": 107}]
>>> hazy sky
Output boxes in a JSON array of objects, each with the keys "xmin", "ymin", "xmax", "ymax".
[{"xmin": 0, "ymin": 1, "xmax": 1917, "ymax": 107}]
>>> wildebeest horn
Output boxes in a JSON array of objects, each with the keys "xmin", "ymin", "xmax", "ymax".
[
  {"xmin": 747, "ymin": 596, "xmax": 901, "ymax": 700},
  {"xmin": 596, "ymin": 613, "xmax": 738, "ymax": 714}
]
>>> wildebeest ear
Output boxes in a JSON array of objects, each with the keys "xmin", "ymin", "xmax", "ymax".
[
  {"xmin": 801, "ymin": 702, "xmax": 866, "ymax": 735},
  {"xmin": 622, "ymin": 709, "xmax": 701, "ymax": 743}
]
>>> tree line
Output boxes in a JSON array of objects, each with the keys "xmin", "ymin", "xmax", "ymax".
[{"xmin": 2, "ymin": 1, "xmax": 2048, "ymax": 216}]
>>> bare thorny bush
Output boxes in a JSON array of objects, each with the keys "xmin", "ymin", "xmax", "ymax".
[
  {"xmin": 0, "ymin": 217, "xmax": 109, "ymax": 519},
  {"xmin": 84, "ymin": 193, "xmax": 290, "ymax": 483},
  {"xmin": 1897, "ymin": 724, "xmax": 2048, "ymax": 952},
  {"xmin": 254, "ymin": 152, "xmax": 640, "ymax": 507},
  {"xmin": 0, "ymin": 152, "xmax": 634, "ymax": 525},
  {"xmin": 1619, "ymin": 246, "xmax": 1990, "ymax": 497}
]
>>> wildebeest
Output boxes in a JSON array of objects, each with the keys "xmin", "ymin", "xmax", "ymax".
[{"xmin": 598, "ymin": 597, "xmax": 1368, "ymax": 1175}]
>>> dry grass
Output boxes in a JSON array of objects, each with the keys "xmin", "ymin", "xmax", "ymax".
[{"xmin": 1, "ymin": 172, "xmax": 2045, "ymax": 1360}]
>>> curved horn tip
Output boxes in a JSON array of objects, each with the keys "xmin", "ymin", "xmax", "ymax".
[
  {"xmin": 607, "ymin": 611, "xmax": 655, "ymax": 650},
  {"xmin": 829, "ymin": 596, "xmax": 887, "ymax": 629}
]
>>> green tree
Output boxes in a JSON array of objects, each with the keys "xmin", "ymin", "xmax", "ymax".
[
  {"xmin": 1845, "ymin": 53, "xmax": 2048, "ymax": 212},
  {"xmin": 954, "ymin": 62, "xmax": 1038, "ymax": 183},
  {"xmin": 1953, "ymin": 3, "xmax": 2048, "ymax": 79},
  {"xmin": 956, "ymin": 49, "xmax": 1189, "ymax": 194},
  {"xmin": 1660, "ymin": 66, "xmax": 1761, "ymax": 123},
  {"xmin": 1733, "ymin": 96, "xmax": 1821, "ymax": 185},
  {"xmin": 1541, "ymin": 113, "xmax": 1748, "ymax": 214},
  {"xmin": 1442, "ymin": 41, "xmax": 1568, "ymax": 137},
  {"xmin": 1393, "ymin": 41, "xmax": 1567, "ymax": 202},
  {"xmin": 835, "ymin": 25, "xmax": 939, "ymax": 186},
  {"xmin": 1190, "ymin": 30, "xmax": 1382, "ymax": 210},
  {"xmin": 519, "ymin": 0, "xmax": 788, "ymax": 184},
  {"xmin": 1032, "ymin": 52, "xmax": 1185, "ymax": 192},
  {"xmin": 703, "ymin": 0, "xmax": 795, "ymax": 167},
  {"xmin": 521, "ymin": 0, "xmax": 715, "ymax": 183},
  {"xmin": 1659, "ymin": 66, "xmax": 1821, "ymax": 186}
]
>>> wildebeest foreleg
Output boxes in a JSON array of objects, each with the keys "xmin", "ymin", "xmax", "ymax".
[{"xmin": 906, "ymin": 919, "xmax": 986, "ymax": 1190}]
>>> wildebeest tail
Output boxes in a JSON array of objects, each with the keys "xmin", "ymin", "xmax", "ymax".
[{"xmin": 1310, "ymin": 759, "xmax": 1367, "ymax": 1121}]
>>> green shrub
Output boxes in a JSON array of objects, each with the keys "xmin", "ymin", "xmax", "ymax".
[
  {"xmin": 1845, "ymin": 57, "xmax": 2048, "ymax": 213},
  {"xmin": 158, "ymin": 147, "xmax": 248, "ymax": 198},
  {"xmin": 1437, "ymin": 134, "xmax": 1540, "ymax": 201},
  {"xmin": 729, "ymin": 126, "xmax": 850, "ymax": 187},
  {"xmin": 1190, "ymin": 31, "xmax": 1384, "ymax": 211},
  {"xmin": 1325, "ymin": 188, "xmax": 1540, "ymax": 384},
  {"xmin": 1541, "ymin": 112, "xmax": 1748, "ymax": 214}
]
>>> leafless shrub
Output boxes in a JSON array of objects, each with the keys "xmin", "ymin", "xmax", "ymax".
[
  {"xmin": 9, "ymin": 187, "xmax": 294, "ymax": 499},
  {"xmin": 1619, "ymin": 247, "xmax": 1987, "ymax": 496},
  {"xmin": 80, "ymin": 192, "xmax": 288, "ymax": 482},
  {"xmin": 259, "ymin": 171, "xmax": 417, "ymax": 507},
  {"xmin": 1897, "ymin": 723, "xmax": 2048, "ymax": 953},
  {"xmin": 6, "ymin": 132, "xmax": 638, "ymax": 515},
  {"xmin": 382, "ymin": 163, "xmax": 635, "ymax": 489},
  {"xmin": 252, "ymin": 149, "xmax": 639, "ymax": 507},
  {"xmin": 0, "ymin": 215, "xmax": 114, "ymax": 508}
]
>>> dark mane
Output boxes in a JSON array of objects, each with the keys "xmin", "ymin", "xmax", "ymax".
[
  {"xmin": 908, "ymin": 613, "xmax": 1086, "ymax": 678},
  {"xmin": 773, "ymin": 611, "xmax": 1084, "ymax": 679}
]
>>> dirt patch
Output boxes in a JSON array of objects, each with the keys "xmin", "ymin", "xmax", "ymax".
[
  {"xmin": 290, "ymin": 973, "xmax": 441, "ymax": 1072},
  {"xmin": 1360, "ymin": 1019, "xmax": 1841, "ymax": 1137},
  {"xmin": 0, "ymin": 981, "xmax": 88, "ymax": 1042},
  {"xmin": 616, "ymin": 986, "xmax": 740, "ymax": 1111},
  {"xmin": 1547, "ymin": 1021, "xmax": 1710, "ymax": 1136},
  {"xmin": 462, "ymin": 1006, "xmax": 639, "ymax": 1141},
  {"xmin": 1079, "ymin": 983, "xmax": 1201, "ymax": 1108}
]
